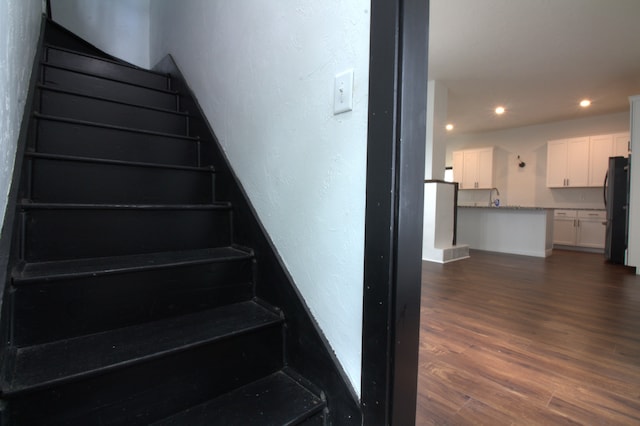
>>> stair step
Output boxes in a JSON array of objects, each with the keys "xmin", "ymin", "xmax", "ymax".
[
  {"xmin": 3, "ymin": 301, "xmax": 282, "ymax": 394},
  {"xmin": 153, "ymin": 371, "xmax": 326, "ymax": 426},
  {"xmin": 43, "ymin": 21, "xmax": 120, "ymax": 61},
  {"xmin": 20, "ymin": 202, "xmax": 233, "ymax": 262},
  {"xmin": 33, "ymin": 113, "xmax": 201, "ymax": 167},
  {"xmin": 11, "ymin": 247, "xmax": 256, "ymax": 345},
  {"xmin": 38, "ymin": 86, "xmax": 188, "ymax": 135},
  {"xmin": 4, "ymin": 302, "xmax": 285, "ymax": 425},
  {"xmin": 27, "ymin": 152, "xmax": 215, "ymax": 204},
  {"xmin": 41, "ymin": 63, "xmax": 178, "ymax": 110},
  {"xmin": 13, "ymin": 246, "xmax": 252, "ymax": 283},
  {"xmin": 45, "ymin": 44, "xmax": 170, "ymax": 90}
]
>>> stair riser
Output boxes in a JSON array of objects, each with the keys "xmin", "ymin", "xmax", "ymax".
[
  {"xmin": 12, "ymin": 259, "xmax": 254, "ymax": 345},
  {"xmin": 45, "ymin": 46, "xmax": 169, "ymax": 90},
  {"xmin": 35, "ymin": 118, "xmax": 200, "ymax": 167},
  {"xmin": 7, "ymin": 325, "xmax": 283, "ymax": 425},
  {"xmin": 29, "ymin": 157, "xmax": 214, "ymax": 205},
  {"xmin": 42, "ymin": 65, "xmax": 178, "ymax": 110},
  {"xmin": 43, "ymin": 24, "xmax": 111, "ymax": 60},
  {"xmin": 22, "ymin": 208, "xmax": 233, "ymax": 262},
  {"xmin": 38, "ymin": 89, "xmax": 187, "ymax": 135}
]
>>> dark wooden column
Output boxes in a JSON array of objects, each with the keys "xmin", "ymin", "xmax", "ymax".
[{"xmin": 361, "ymin": 0, "xmax": 429, "ymax": 424}]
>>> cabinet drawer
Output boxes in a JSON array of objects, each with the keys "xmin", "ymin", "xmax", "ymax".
[
  {"xmin": 578, "ymin": 210, "xmax": 605, "ymax": 220},
  {"xmin": 554, "ymin": 209, "xmax": 577, "ymax": 218}
]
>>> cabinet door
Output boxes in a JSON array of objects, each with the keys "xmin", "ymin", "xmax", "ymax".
[
  {"xmin": 452, "ymin": 151, "xmax": 464, "ymax": 187},
  {"xmin": 547, "ymin": 140, "xmax": 568, "ymax": 187},
  {"xmin": 613, "ymin": 133, "xmax": 630, "ymax": 158},
  {"xmin": 588, "ymin": 134, "xmax": 612, "ymax": 187},
  {"xmin": 476, "ymin": 148, "xmax": 494, "ymax": 189},
  {"xmin": 462, "ymin": 150, "xmax": 479, "ymax": 189},
  {"xmin": 576, "ymin": 211, "xmax": 606, "ymax": 248},
  {"xmin": 566, "ymin": 137, "xmax": 589, "ymax": 187},
  {"xmin": 553, "ymin": 218, "xmax": 577, "ymax": 245}
]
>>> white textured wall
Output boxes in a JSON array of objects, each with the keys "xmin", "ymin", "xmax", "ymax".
[
  {"xmin": 51, "ymin": 0, "xmax": 150, "ymax": 68},
  {"xmin": 0, "ymin": 0, "xmax": 43, "ymax": 234},
  {"xmin": 447, "ymin": 111, "xmax": 629, "ymax": 209},
  {"xmin": 149, "ymin": 1, "xmax": 370, "ymax": 395}
]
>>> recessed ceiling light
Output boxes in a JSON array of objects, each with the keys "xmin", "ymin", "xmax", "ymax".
[
  {"xmin": 580, "ymin": 99, "xmax": 591, "ymax": 107},
  {"xmin": 445, "ymin": 123, "xmax": 454, "ymax": 131},
  {"xmin": 495, "ymin": 106, "xmax": 505, "ymax": 115}
]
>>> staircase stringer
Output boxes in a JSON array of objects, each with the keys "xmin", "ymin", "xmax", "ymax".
[{"xmin": 152, "ymin": 54, "xmax": 362, "ymax": 425}]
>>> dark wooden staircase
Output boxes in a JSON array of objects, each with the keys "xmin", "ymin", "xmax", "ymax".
[{"xmin": 0, "ymin": 21, "xmax": 330, "ymax": 425}]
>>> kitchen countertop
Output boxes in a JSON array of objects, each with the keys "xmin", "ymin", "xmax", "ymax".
[
  {"xmin": 458, "ymin": 205, "xmax": 604, "ymax": 211},
  {"xmin": 458, "ymin": 205, "xmax": 549, "ymax": 210}
]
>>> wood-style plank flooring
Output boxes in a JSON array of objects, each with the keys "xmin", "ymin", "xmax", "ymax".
[{"xmin": 417, "ymin": 249, "xmax": 640, "ymax": 425}]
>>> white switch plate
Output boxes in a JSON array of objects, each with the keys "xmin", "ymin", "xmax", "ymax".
[{"xmin": 334, "ymin": 69, "xmax": 354, "ymax": 115}]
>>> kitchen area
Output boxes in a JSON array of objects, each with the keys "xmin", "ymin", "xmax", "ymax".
[{"xmin": 431, "ymin": 113, "xmax": 633, "ymax": 262}]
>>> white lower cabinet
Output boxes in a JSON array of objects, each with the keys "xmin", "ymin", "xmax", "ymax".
[
  {"xmin": 553, "ymin": 209, "xmax": 606, "ymax": 249},
  {"xmin": 553, "ymin": 210, "xmax": 578, "ymax": 245},
  {"xmin": 576, "ymin": 210, "xmax": 606, "ymax": 248}
]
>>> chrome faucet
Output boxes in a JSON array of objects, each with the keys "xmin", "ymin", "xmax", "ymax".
[{"xmin": 489, "ymin": 187, "xmax": 500, "ymax": 207}]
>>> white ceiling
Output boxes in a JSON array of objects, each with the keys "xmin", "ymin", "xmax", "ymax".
[{"xmin": 428, "ymin": 0, "xmax": 640, "ymax": 135}]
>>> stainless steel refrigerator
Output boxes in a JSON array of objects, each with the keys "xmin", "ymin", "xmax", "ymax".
[{"xmin": 604, "ymin": 156, "xmax": 630, "ymax": 264}]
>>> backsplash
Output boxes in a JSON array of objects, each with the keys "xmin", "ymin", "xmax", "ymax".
[{"xmin": 457, "ymin": 185, "xmax": 606, "ymax": 210}]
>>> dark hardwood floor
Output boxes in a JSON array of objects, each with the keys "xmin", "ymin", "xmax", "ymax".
[{"xmin": 417, "ymin": 249, "xmax": 640, "ymax": 425}]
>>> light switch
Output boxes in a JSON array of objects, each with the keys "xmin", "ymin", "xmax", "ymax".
[{"xmin": 334, "ymin": 69, "xmax": 354, "ymax": 115}]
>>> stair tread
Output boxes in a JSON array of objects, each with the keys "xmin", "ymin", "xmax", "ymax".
[
  {"xmin": 45, "ymin": 44, "xmax": 168, "ymax": 78},
  {"xmin": 37, "ymin": 84, "xmax": 187, "ymax": 116},
  {"xmin": 153, "ymin": 371, "xmax": 325, "ymax": 426},
  {"xmin": 26, "ymin": 151, "xmax": 214, "ymax": 173},
  {"xmin": 4, "ymin": 301, "xmax": 282, "ymax": 394},
  {"xmin": 18, "ymin": 201, "xmax": 231, "ymax": 210},
  {"xmin": 13, "ymin": 247, "xmax": 252, "ymax": 283},
  {"xmin": 42, "ymin": 61, "xmax": 179, "ymax": 95},
  {"xmin": 34, "ymin": 112, "xmax": 199, "ymax": 141}
]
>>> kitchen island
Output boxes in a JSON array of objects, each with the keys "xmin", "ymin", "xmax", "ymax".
[{"xmin": 457, "ymin": 206, "xmax": 554, "ymax": 257}]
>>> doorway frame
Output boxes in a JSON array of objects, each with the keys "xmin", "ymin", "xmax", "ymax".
[{"xmin": 361, "ymin": 0, "xmax": 429, "ymax": 424}]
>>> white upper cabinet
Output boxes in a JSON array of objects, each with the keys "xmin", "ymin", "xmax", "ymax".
[
  {"xmin": 546, "ymin": 137, "xmax": 589, "ymax": 187},
  {"xmin": 546, "ymin": 140, "xmax": 569, "ymax": 187},
  {"xmin": 476, "ymin": 148, "xmax": 494, "ymax": 189},
  {"xmin": 452, "ymin": 147, "xmax": 494, "ymax": 189},
  {"xmin": 452, "ymin": 151, "xmax": 464, "ymax": 185},
  {"xmin": 547, "ymin": 132, "xmax": 629, "ymax": 188},
  {"xmin": 588, "ymin": 134, "xmax": 613, "ymax": 187},
  {"xmin": 613, "ymin": 132, "xmax": 630, "ymax": 157}
]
